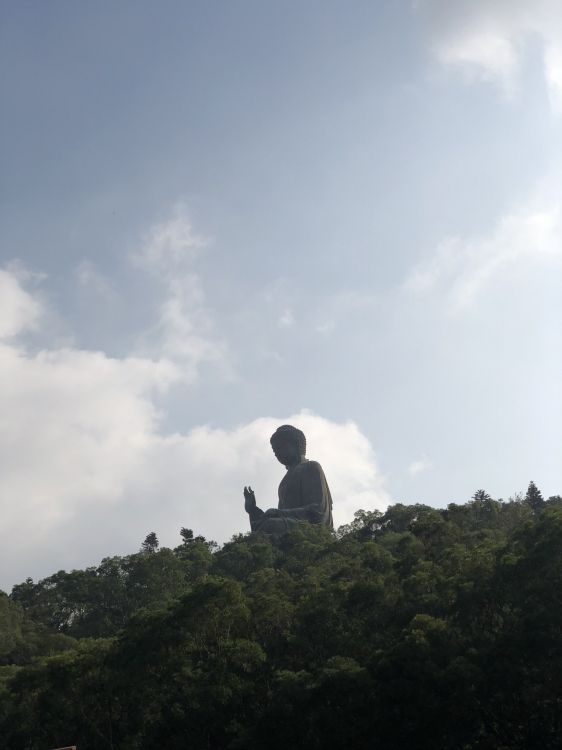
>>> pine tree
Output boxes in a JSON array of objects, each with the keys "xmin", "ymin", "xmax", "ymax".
[
  {"xmin": 524, "ymin": 481, "xmax": 544, "ymax": 513},
  {"xmin": 471, "ymin": 489, "xmax": 493, "ymax": 525},
  {"xmin": 141, "ymin": 532, "xmax": 159, "ymax": 554},
  {"xmin": 472, "ymin": 489, "xmax": 492, "ymax": 503}
]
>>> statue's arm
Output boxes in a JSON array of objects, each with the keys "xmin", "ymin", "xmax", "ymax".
[{"xmin": 272, "ymin": 504, "xmax": 323, "ymax": 522}]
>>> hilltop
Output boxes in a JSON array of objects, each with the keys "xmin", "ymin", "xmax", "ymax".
[{"xmin": 1, "ymin": 486, "xmax": 561, "ymax": 749}]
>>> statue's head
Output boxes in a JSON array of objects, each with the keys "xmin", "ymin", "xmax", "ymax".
[{"xmin": 270, "ymin": 425, "xmax": 306, "ymax": 467}]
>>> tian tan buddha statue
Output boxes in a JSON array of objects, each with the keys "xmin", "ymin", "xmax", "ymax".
[{"xmin": 243, "ymin": 425, "xmax": 333, "ymax": 533}]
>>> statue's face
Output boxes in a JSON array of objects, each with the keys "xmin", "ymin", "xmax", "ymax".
[{"xmin": 271, "ymin": 437, "xmax": 300, "ymax": 466}]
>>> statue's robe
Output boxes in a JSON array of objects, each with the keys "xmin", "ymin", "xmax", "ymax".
[{"xmin": 250, "ymin": 459, "xmax": 333, "ymax": 533}]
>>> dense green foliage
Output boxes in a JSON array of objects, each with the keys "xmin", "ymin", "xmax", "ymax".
[{"xmin": 2, "ymin": 487, "xmax": 562, "ymax": 749}]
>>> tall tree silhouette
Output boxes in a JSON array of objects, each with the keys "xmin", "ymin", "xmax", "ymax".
[
  {"xmin": 141, "ymin": 532, "xmax": 159, "ymax": 554},
  {"xmin": 472, "ymin": 489, "xmax": 492, "ymax": 502},
  {"xmin": 180, "ymin": 527, "xmax": 194, "ymax": 544},
  {"xmin": 525, "ymin": 481, "xmax": 544, "ymax": 513}
]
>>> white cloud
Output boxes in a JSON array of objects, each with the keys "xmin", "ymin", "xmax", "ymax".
[
  {"xmin": 148, "ymin": 273, "xmax": 226, "ymax": 378},
  {"xmin": 0, "ymin": 269, "xmax": 42, "ymax": 338},
  {"xmin": 408, "ymin": 457, "xmax": 433, "ymax": 476},
  {"xmin": 278, "ymin": 308, "xmax": 294, "ymax": 328},
  {"xmin": 133, "ymin": 203, "xmax": 207, "ymax": 271},
  {"xmin": 75, "ymin": 260, "xmax": 115, "ymax": 299},
  {"xmin": 311, "ymin": 289, "xmax": 382, "ymax": 337},
  {"xmin": 0, "ymin": 271, "xmax": 387, "ymax": 591},
  {"xmin": 419, "ymin": 0, "xmax": 562, "ymax": 110},
  {"xmin": 144, "ymin": 411, "xmax": 389, "ymax": 541},
  {"xmin": 544, "ymin": 40, "xmax": 562, "ymax": 109},
  {"xmin": 132, "ymin": 205, "xmax": 227, "ymax": 382},
  {"xmin": 404, "ymin": 201, "xmax": 562, "ymax": 311}
]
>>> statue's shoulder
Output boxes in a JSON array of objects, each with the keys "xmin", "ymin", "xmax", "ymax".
[{"xmin": 299, "ymin": 459, "xmax": 324, "ymax": 474}]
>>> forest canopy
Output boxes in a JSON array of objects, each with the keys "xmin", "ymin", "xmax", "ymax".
[{"xmin": 1, "ymin": 484, "xmax": 561, "ymax": 749}]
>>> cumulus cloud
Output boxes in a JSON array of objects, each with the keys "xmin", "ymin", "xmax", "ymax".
[
  {"xmin": 0, "ymin": 270, "xmax": 387, "ymax": 591},
  {"xmin": 139, "ymin": 412, "xmax": 389, "ymax": 544},
  {"xmin": 418, "ymin": 0, "xmax": 562, "ymax": 109},
  {"xmin": 404, "ymin": 200, "xmax": 562, "ymax": 311}
]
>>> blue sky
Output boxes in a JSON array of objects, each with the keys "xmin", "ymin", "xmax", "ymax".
[{"xmin": 1, "ymin": 0, "xmax": 561, "ymax": 590}]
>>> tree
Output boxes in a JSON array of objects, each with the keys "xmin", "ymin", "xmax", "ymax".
[
  {"xmin": 0, "ymin": 594, "xmax": 23, "ymax": 663},
  {"xmin": 472, "ymin": 489, "xmax": 492, "ymax": 503},
  {"xmin": 180, "ymin": 527, "xmax": 194, "ymax": 544},
  {"xmin": 525, "ymin": 481, "xmax": 544, "ymax": 513},
  {"xmin": 141, "ymin": 532, "xmax": 159, "ymax": 554},
  {"xmin": 3, "ymin": 496, "xmax": 562, "ymax": 749}
]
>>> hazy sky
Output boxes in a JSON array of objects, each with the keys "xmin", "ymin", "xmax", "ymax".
[{"xmin": 1, "ymin": 0, "xmax": 561, "ymax": 591}]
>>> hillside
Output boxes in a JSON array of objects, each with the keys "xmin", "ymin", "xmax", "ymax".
[{"xmin": 1, "ymin": 487, "xmax": 562, "ymax": 749}]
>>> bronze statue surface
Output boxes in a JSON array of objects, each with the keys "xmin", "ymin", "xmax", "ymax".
[{"xmin": 243, "ymin": 425, "xmax": 333, "ymax": 533}]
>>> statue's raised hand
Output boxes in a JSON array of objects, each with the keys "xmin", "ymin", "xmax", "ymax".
[{"xmin": 244, "ymin": 486, "xmax": 257, "ymax": 514}]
